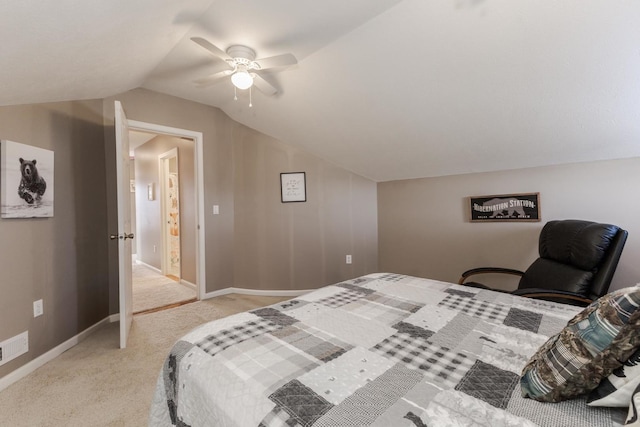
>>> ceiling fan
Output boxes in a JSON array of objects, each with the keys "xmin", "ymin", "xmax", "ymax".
[{"xmin": 190, "ymin": 37, "xmax": 297, "ymax": 97}]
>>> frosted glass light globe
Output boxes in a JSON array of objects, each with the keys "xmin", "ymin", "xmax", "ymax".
[{"xmin": 231, "ymin": 70, "xmax": 253, "ymax": 90}]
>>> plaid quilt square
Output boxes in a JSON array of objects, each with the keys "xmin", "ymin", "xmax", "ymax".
[
  {"xmin": 401, "ymin": 305, "xmax": 459, "ymax": 333},
  {"xmin": 504, "ymin": 307, "xmax": 543, "ymax": 333},
  {"xmin": 371, "ymin": 332, "xmax": 474, "ymax": 389},
  {"xmin": 364, "ymin": 293, "xmax": 423, "ymax": 313},
  {"xmin": 252, "ymin": 307, "xmax": 299, "ymax": 327},
  {"xmin": 317, "ymin": 289, "xmax": 367, "ymax": 308},
  {"xmin": 335, "ymin": 282, "xmax": 376, "ymax": 295},
  {"xmin": 438, "ymin": 294, "xmax": 508, "ymax": 323},
  {"xmin": 262, "ymin": 380, "xmax": 334, "ymax": 427},
  {"xmin": 196, "ymin": 319, "xmax": 280, "ymax": 357},
  {"xmin": 313, "ymin": 364, "xmax": 424, "ymax": 427},
  {"xmin": 445, "ymin": 288, "xmax": 478, "ymax": 299},
  {"xmin": 393, "ymin": 321, "xmax": 435, "ymax": 340},
  {"xmin": 297, "ymin": 347, "xmax": 396, "ymax": 405},
  {"xmin": 378, "ymin": 273, "xmax": 405, "ymax": 282},
  {"xmin": 270, "ymin": 325, "xmax": 349, "ymax": 363},
  {"xmin": 216, "ymin": 334, "xmax": 320, "ymax": 393},
  {"xmin": 455, "ymin": 360, "xmax": 520, "ymax": 409},
  {"xmin": 342, "ymin": 299, "xmax": 410, "ymax": 326}
]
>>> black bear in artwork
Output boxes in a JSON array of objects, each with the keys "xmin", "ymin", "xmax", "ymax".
[{"xmin": 18, "ymin": 158, "xmax": 47, "ymax": 204}]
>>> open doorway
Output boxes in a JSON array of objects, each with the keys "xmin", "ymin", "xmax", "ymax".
[{"xmin": 127, "ymin": 124, "xmax": 205, "ymax": 314}]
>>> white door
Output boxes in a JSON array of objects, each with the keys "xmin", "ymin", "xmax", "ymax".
[{"xmin": 114, "ymin": 101, "xmax": 133, "ymax": 349}]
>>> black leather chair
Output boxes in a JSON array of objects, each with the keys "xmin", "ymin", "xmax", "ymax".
[{"xmin": 459, "ymin": 219, "xmax": 628, "ymax": 306}]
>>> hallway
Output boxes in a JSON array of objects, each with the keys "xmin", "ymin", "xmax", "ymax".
[{"xmin": 132, "ymin": 263, "xmax": 196, "ymax": 314}]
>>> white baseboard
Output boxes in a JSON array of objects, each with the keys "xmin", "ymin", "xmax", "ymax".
[
  {"xmin": 0, "ymin": 315, "xmax": 114, "ymax": 392},
  {"xmin": 203, "ymin": 287, "xmax": 312, "ymax": 300},
  {"xmin": 180, "ymin": 279, "xmax": 197, "ymax": 290}
]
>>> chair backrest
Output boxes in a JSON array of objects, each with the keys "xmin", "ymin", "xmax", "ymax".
[{"xmin": 518, "ymin": 219, "xmax": 628, "ymax": 300}]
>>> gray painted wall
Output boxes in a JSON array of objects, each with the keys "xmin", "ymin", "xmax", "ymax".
[
  {"xmin": 0, "ymin": 100, "xmax": 109, "ymax": 378},
  {"xmin": 232, "ymin": 125, "xmax": 378, "ymax": 290},
  {"xmin": 378, "ymin": 158, "xmax": 640, "ymax": 292},
  {"xmin": 102, "ymin": 88, "xmax": 379, "ymax": 311}
]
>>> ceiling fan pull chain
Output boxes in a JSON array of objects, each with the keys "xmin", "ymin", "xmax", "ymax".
[
  {"xmin": 234, "ymin": 86, "xmax": 238, "ymax": 101},
  {"xmin": 249, "ymin": 87, "xmax": 253, "ymax": 108}
]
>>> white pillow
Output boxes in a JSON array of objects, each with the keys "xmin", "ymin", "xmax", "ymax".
[
  {"xmin": 625, "ymin": 383, "xmax": 640, "ymax": 426},
  {"xmin": 588, "ymin": 348, "xmax": 640, "ymax": 407}
]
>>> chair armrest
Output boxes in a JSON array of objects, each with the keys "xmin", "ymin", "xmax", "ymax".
[
  {"xmin": 511, "ymin": 288, "xmax": 594, "ymax": 306},
  {"xmin": 458, "ymin": 267, "xmax": 525, "ymax": 285}
]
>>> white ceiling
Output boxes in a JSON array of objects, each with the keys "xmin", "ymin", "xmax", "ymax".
[{"xmin": 1, "ymin": 0, "xmax": 639, "ymax": 182}]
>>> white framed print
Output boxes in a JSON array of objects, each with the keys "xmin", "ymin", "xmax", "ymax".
[
  {"xmin": 1, "ymin": 140, "xmax": 54, "ymax": 218},
  {"xmin": 280, "ymin": 172, "xmax": 306, "ymax": 203}
]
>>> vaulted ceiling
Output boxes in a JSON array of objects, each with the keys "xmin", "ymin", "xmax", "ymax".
[{"xmin": 1, "ymin": 1, "xmax": 639, "ymax": 182}]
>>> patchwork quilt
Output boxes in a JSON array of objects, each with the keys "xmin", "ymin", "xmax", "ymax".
[{"xmin": 149, "ymin": 273, "xmax": 627, "ymax": 426}]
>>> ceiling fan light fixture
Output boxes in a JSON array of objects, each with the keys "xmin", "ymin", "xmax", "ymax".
[{"xmin": 231, "ymin": 69, "xmax": 253, "ymax": 90}]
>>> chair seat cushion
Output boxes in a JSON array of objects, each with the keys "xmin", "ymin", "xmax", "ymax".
[{"xmin": 519, "ymin": 258, "xmax": 593, "ymax": 297}]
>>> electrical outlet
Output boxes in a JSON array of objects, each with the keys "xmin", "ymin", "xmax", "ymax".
[
  {"xmin": 153, "ymin": 245, "xmax": 157, "ymax": 253},
  {"xmin": 33, "ymin": 300, "xmax": 43, "ymax": 317},
  {"xmin": 346, "ymin": 255, "xmax": 352, "ymax": 264}
]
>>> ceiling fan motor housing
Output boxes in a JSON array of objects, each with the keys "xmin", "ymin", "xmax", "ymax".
[{"xmin": 226, "ymin": 45, "xmax": 261, "ymax": 70}]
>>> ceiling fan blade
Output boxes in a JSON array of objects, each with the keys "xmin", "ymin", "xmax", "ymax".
[
  {"xmin": 191, "ymin": 37, "xmax": 232, "ymax": 61},
  {"xmin": 253, "ymin": 74, "xmax": 278, "ymax": 96},
  {"xmin": 256, "ymin": 53, "xmax": 297, "ymax": 70},
  {"xmin": 194, "ymin": 70, "xmax": 231, "ymax": 87}
]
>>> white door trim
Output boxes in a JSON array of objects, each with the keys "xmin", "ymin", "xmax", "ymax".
[{"xmin": 127, "ymin": 119, "xmax": 206, "ymax": 300}]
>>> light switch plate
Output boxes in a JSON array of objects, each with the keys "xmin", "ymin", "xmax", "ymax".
[{"xmin": 33, "ymin": 300, "xmax": 43, "ymax": 317}]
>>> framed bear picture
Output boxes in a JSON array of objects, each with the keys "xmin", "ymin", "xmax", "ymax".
[
  {"xmin": 469, "ymin": 192, "xmax": 540, "ymax": 222},
  {"xmin": 1, "ymin": 140, "xmax": 54, "ymax": 218}
]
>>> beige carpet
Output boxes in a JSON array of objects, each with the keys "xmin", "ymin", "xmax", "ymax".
[
  {"xmin": 133, "ymin": 263, "xmax": 196, "ymax": 313},
  {"xmin": 0, "ymin": 294, "xmax": 290, "ymax": 427}
]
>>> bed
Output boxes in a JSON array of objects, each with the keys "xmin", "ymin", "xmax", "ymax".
[{"xmin": 149, "ymin": 273, "xmax": 632, "ymax": 426}]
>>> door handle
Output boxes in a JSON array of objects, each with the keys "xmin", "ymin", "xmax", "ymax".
[{"xmin": 110, "ymin": 233, "xmax": 134, "ymax": 240}]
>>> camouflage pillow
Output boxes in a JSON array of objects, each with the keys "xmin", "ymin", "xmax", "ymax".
[{"xmin": 521, "ymin": 286, "xmax": 640, "ymax": 402}]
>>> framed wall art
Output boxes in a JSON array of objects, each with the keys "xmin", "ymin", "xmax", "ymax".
[
  {"xmin": 1, "ymin": 140, "xmax": 54, "ymax": 218},
  {"xmin": 280, "ymin": 172, "xmax": 306, "ymax": 203},
  {"xmin": 469, "ymin": 192, "xmax": 540, "ymax": 222}
]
